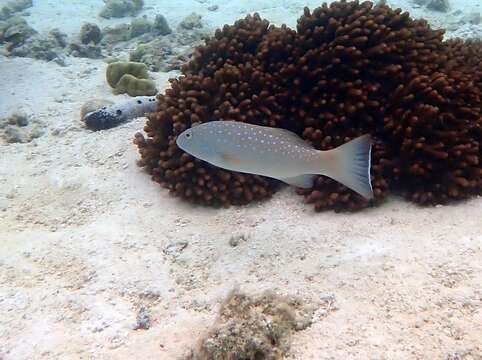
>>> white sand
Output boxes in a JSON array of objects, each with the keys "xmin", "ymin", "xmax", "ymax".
[{"xmin": 1, "ymin": 0, "xmax": 482, "ymax": 359}]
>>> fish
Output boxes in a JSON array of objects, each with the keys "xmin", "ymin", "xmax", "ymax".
[
  {"xmin": 176, "ymin": 121, "xmax": 374, "ymax": 199},
  {"xmin": 82, "ymin": 96, "xmax": 157, "ymax": 130}
]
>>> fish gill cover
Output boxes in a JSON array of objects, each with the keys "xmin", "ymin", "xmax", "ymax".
[{"xmin": 133, "ymin": 0, "xmax": 482, "ymax": 212}]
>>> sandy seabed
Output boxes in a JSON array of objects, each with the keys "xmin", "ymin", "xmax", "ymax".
[{"xmin": 1, "ymin": 0, "xmax": 482, "ymax": 359}]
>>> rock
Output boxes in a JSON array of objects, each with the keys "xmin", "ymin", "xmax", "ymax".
[
  {"xmin": 99, "ymin": 0, "xmax": 144, "ymax": 19},
  {"xmin": 0, "ymin": 0, "xmax": 32, "ymax": 21},
  {"xmin": 153, "ymin": 14, "xmax": 171, "ymax": 35},
  {"xmin": 128, "ymin": 28, "xmax": 209, "ymax": 71},
  {"xmin": 0, "ymin": 16, "xmax": 37, "ymax": 49},
  {"xmin": 10, "ymin": 32, "xmax": 66, "ymax": 64},
  {"xmin": 178, "ymin": 13, "xmax": 203, "ymax": 30},
  {"xmin": 3, "ymin": 125, "xmax": 26, "ymax": 143},
  {"xmin": 101, "ymin": 16, "xmax": 154, "ymax": 45},
  {"xmin": 80, "ymin": 23, "xmax": 102, "ymax": 45},
  {"xmin": 100, "ymin": 14, "xmax": 171, "ymax": 48},
  {"xmin": 129, "ymin": 40, "xmax": 172, "ymax": 70},
  {"xmin": 412, "ymin": 0, "xmax": 429, "ymax": 6},
  {"xmin": 101, "ymin": 23, "xmax": 132, "ymax": 44},
  {"xmin": 133, "ymin": 306, "xmax": 151, "ymax": 330},
  {"xmin": 1, "ymin": 113, "xmax": 45, "ymax": 144},
  {"xmin": 163, "ymin": 241, "xmax": 188, "ymax": 256},
  {"xmin": 49, "ymin": 28, "xmax": 68, "ymax": 48},
  {"xmin": 426, "ymin": 0, "xmax": 450, "ymax": 12},
  {"xmin": 129, "ymin": 16, "xmax": 152, "ymax": 38},
  {"xmin": 11, "ymin": 0, "xmax": 32, "ymax": 12},
  {"xmin": 9, "ymin": 113, "xmax": 28, "ymax": 127},
  {"xmin": 28, "ymin": 125, "xmax": 44, "ymax": 140},
  {"xmin": 67, "ymin": 42, "xmax": 103, "ymax": 59}
]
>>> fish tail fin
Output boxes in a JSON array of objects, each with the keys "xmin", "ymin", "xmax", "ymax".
[{"xmin": 319, "ymin": 134, "xmax": 374, "ymax": 200}]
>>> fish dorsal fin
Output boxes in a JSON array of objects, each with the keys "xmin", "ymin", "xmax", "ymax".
[
  {"xmin": 263, "ymin": 127, "xmax": 313, "ymax": 149},
  {"xmin": 279, "ymin": 174, "xmax": 314, "ymax": 188}
]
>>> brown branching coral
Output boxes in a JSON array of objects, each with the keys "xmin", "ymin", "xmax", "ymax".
[
  {"xmin": 134, "ymin": 14, "xmax": 290, "ymax": 207},
  {"xmin": 384, "ymin": 72, "xmax": 481, "ymax": 204},
  {"xmin": 134, "ymin": 0, "xmax": 481, "ymax": 211}
]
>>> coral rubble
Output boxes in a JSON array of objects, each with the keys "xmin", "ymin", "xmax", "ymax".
[
  {"xmin": 134, "ymin": 0, "xmax": 482, "ymax": 211},
  {"xmin": 186, "ymin": 290, "xmax": 315, "ymax": 360},
  {"xmin": 1, "ymin": 113, "xmax": 45, "ymax": 144}
]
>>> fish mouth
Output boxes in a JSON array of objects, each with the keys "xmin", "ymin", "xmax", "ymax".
[{"xmin": 175, "ymin": 135, "xmax": 185, "ymax": 150}]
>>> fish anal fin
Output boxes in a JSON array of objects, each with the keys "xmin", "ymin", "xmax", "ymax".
[{"xmin": 280, "ymin": 174, "xmax": 314, "ymax": 189}]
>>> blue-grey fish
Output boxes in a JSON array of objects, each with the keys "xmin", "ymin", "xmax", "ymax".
[
  {"xmin": 176, "ymin": 121, "xmax": 374, "ymax": 199},
  {"xmin": 82, "ymin": 96, "xmax": 157, "ymax": 130}
]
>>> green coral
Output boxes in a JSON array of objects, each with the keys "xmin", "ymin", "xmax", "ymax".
[
  {"xmin": 105, "ymin": 61, "xmax": 156, "ymax": 96},
  {"xmin": 113, "ymin": 73, "xmax": 157, "ymax": 96}
]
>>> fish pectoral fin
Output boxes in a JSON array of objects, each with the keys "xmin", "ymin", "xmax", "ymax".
[
  {"xmin": 279, "ymin": 174, "xmax": 314, "ymax": 189},
  {"xmin": 220, "ymin": 152, "xmax": 242, "ymax": 166}
]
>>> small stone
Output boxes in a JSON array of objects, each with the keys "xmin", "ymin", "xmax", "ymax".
[
  {"xmin": 229, "ymin": 234, "xmax": 248, "ymax": 247},
  {"xmin": 163, "ymin": 241, "xmax": 188, "ymax": 256},
  {"xmin": 133, "ymin": 306, "xmax": 151, "ymax": 330},
  {"xmin": 207, "ymin": 5, "xmax": 218, "ymax": 11}
]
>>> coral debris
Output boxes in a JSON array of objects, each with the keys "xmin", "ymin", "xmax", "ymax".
[{"xmin": 187, "ymin": 290, "xmax": 316, "ymax": 360}]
